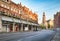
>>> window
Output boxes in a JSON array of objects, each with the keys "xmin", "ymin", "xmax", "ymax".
[
  {"xmin": 19, "ymin": 10, "xmax": 22, "ymax": 14},
  {"xmin": 3, "ymin": 0, "xmax": 10, "ymax": 3},
  {"xmin": 7, "ymin": 0, "xmax": 9, "ymax": 2},
  {"xmin": 14, "ymin": 9, "xmax": 15, "ymax": 12},
  {"xmin": 19, "ymin": 10, "xmax": 20, "ymax": 14},
  {"xmin": 5, "ymin": 5, "xmax": 7, "ymax": 8},
  {"xmin": 1, "ymin": 4, "xmax": 4, "ymax": 7},
  {"xmin": 11, "ymin": 8, "xmax": 13, "ymax": 11},
  {"xmin": 7, "ymin": 6, "xmax": 9, "ymax": 9},
  {"xmin": 15, "ymin": 8, "xmax": 18, "ymax": 13},
  {"xmin": 15, "ymin": 9, "xmax": 17, "ymax": 13}
]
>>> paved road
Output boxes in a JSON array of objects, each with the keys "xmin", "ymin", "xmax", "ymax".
[
  {"xmin": 18, "ymin": 30, "xmax": 56, "ymax": 41},
  {"xmin": 0, "ymin": 30, "xmax": 55, "ymax": 41},
  {"xmin": 51, "ymin": 28, "xmax": 60, "ymax": 41},
  {"xmin": 0, "ymin": 31, "xmax": 39, "ymax": 41}
]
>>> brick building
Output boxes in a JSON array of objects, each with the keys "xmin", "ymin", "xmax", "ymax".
[
  {"xmin": 54, "ymin": 12, "xmax": 60, "ymax": 28},
  {"xmin": 0, "ymin": 0, "xmax": 39, "ymax": 32}
]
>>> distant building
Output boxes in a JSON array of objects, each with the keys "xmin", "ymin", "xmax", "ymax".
[
  {"xmin": 54, "ymin": 12, "xmax": 60, "ymax": 28},
  {"xmin": 42, "ymin": 12, "xmax": 46, "ymax": 25},
  {"xmin": 42, "ymin": 12, "xmax": 54, "ymax": 29},
  {"xmin": 47, "ymin": 19, "xmax": 54, "ymax": 29},
  {"xmin": 42, "ymin": 12, "xmax": 48, "ymax": 29}
]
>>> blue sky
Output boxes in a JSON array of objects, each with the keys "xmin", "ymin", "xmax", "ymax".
[{"xmin": 12, "ymin": 0, "xmax": 60, "ymax": 24}]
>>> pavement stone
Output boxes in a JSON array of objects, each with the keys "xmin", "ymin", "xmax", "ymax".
[{"xmin": 51, "ymin": 28, "xmax": 60, "ymax": 41}]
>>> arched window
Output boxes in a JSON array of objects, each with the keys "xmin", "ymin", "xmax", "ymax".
[
  {"xmin": 2, "ymin": 0, "xmax": 9, "ymax": 2},
  {"xmin": 7, "ymin": 0, "xmax": 9, "ymax": 2}
]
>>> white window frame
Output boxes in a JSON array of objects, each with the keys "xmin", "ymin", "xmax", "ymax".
[
  {"xmin": 11, "ymin": 8, "xmax": 13, "ymax": 11},
  {"xmin": 7, "ymin": 6, "xmax": 9, "ymax": 9},
  {"xmin": 1, "ymin": 4, "xmax": 4, "ymax": 7}
]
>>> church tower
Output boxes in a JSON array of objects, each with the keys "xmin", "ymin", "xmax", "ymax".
[
  {"xmin": 42, "ymin": 12, "xmax": 48, "ymax": 29},
  {"xmin": 42, "ymin": 12, "xmax": 46, "ymax": 25}
]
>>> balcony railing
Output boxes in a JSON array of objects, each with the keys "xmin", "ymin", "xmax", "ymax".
[{"xmin": 0, "ymin": 11, "xmax": 38, "ymax": 24}]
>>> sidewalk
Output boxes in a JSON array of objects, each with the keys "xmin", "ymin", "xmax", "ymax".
[
  {"xmin": 51, "ymin": 28, "xmax": 60, "ymax": 41},
  {"xmin": 0, "ymin": 31, "xmax": 36, "ymax": 34},
  {"xmin": 0, "ymin": 32, "xmax": 21, "ymax": 34}
]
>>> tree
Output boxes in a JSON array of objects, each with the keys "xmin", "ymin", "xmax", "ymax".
[
  {"xmin": 40, "ymin": 24, "xmax": 46, "ymax": 29},
  {"xmin": 48, "ymin": 23, "xmax": 50, "ymax": 28}
]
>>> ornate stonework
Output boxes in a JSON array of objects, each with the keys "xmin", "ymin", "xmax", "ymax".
[{"xmin": 0, "ymin": 0, "xmax": 38, "ymax": 23}]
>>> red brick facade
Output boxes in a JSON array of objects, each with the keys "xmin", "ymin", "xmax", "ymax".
[
  {"xmin": 54, "ymin": 12, "xmax": 60, "ymax": 28},
  {"xmin": 0, "ymin": 0, "xmax": 38, "ymax": 23}
]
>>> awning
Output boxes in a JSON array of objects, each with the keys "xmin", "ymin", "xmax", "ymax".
[
  {"xmin": 2, "ymin": 16, "xmax": 39, "ymax": 26},
  {"xmin": 2, "ymin": 16, "xmax": 13, "ymax": 22}
]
